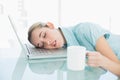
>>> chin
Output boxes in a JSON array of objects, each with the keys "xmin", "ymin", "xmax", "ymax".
[{"xmin": 55, "ymin": 45, "xmax": 61, "ymax": 49}]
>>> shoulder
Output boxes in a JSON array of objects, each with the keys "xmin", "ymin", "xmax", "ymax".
[
  {"xmin": 74, "ymin": 22, "xmax": 101, "ymax": 29},
  {"xmin": 73, "ymin": 22, "xmax": 101, "ymax": 33}
]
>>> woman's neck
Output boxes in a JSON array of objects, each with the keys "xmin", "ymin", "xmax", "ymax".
[{"xmin": 57, "ymin": 28, "xmax": 67, "ymax": 45}]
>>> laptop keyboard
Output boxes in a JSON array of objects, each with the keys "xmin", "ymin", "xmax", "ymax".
[
  {"xmin": 29, "ymin": 48, "xmax": 53, "ymax": 55},
  {"xmin": 25, "ymin": 44, "xmax": 67, "ymax": 58}
]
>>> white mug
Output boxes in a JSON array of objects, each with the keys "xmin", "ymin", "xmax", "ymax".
[{"xmin": 67, "ymin": 46, "xmax": 86, "ymax": 71}]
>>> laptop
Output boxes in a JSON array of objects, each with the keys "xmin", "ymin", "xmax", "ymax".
[{"xmin": 8, "ymin": 16, "xmax": 67, "ymax": 61}]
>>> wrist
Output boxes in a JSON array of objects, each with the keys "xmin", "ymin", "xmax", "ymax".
[{"xmin": 99, "ymin": 55, "xmax": 111, "ymax": 69}]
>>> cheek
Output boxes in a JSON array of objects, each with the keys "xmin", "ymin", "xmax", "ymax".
[{"xmin": 31, "ymin": 36, "xmax": 39, "ymax": 45}]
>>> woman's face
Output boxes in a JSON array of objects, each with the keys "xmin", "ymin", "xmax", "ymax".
[{"xmin": 30, "ymin": 27, "xmax": 65, "ymax": 49}]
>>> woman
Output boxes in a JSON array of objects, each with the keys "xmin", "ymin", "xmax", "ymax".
[{"xmin": 28, "ymin": 22, "xmax": 120, "ymax": 76}]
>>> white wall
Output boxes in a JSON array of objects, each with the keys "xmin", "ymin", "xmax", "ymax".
[
  {"xmin": 60, "ymin": 0, "xmax": 118, "ymax": 32},
  {"xmin": 61, "ymin": 0, "xmax": 120, "ymax": 34},
  {"xmin": 0, "ymin": 0, "xmax": 120, "ymax": 34},
  {"xmin": 24, "ymin": 0, "xmax": 59, "ymax": 27}
]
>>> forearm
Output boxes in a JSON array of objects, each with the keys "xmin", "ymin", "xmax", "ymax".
[
  {"xmin": 87, "ymin": 52, "xmax": 120, "ymax": 77},
  {"xmin": 100, "ymin": 57, "xmax": 120, "ymax": 77}
]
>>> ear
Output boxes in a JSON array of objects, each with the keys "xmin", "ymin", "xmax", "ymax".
[{"xmin": 46, "ymin": 22, "xmax": 55, "ymax": 29}]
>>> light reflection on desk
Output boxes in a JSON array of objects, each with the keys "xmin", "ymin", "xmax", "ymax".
[{"xmin": 11, "ymin": 47, "xmax": 107, "ymax": 80}]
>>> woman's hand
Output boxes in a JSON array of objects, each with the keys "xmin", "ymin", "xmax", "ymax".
[
  {"xmin": 87, "ymin": 51, "xmax": 120, "ymax": 76},
  {"xmin": 86, "ymin": 51, "xmax": 109, "ymax": 67}
]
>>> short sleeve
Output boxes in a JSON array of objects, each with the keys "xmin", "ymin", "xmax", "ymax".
[
  {"xmin": 75, "ymin": 22, "xmax": 110, "ymax": 47},
  {"xmin": 85, "ymin": 23, "xmax": 110, "ymax": 46}
]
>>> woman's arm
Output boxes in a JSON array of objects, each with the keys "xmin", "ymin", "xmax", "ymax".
[
  {"xmin": 87, "ymin": 36, "xmax": 120, "ymax": 76},
  {"xmin": 96, "ymin": 36, "xmax": 120, "ymax": 63},
  {"xmin": 87, "ymin": 52, "xmax": 120, "ymax": 76}
]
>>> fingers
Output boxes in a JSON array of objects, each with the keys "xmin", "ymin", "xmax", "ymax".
[{"xmin": 86, "ymin": 52, "xmax": 101, "ymax": 67}]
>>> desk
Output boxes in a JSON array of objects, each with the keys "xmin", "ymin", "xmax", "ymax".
[
  {"xmin": 0, "ymin": 47, "xmax": 105, "ymax": 80},
  {"xmin": 0, "ymin": 47, "xmax": 119, "ymax": 80},
  {"xmin": 0, "ymin": 15, "xmax": 119, "ymax": 80}
]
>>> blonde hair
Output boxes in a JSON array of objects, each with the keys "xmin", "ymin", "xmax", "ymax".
[{"xmin": 28, "ymin": 22, "xmax": 47, "ymax": 44}]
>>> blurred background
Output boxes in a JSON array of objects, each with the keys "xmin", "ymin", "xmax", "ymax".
[
  {"xmin": 0, "ymin": 0, "xmax": 120, "ymax": 48},
  {"xmin": 0, "ymin": 1, "xmax": 120, "ymax": 79}
]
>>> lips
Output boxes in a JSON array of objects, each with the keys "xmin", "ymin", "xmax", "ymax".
[{"xmin": 52, "ymin": 40, "xmax": 56, "ymax": 47}]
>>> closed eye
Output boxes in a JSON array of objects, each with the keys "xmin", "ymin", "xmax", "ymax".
[
  {"xmin": 43, "ymin": 32, "xmax": 46, "ymax": 38},
  {"xmin": 39, "ymin": 31, "xmax": 42, "ymax": 38}
]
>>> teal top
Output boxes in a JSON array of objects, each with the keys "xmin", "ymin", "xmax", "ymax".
[{"xmin": 60, "ymin": 22, "xmax": 120, "ymax": 59}]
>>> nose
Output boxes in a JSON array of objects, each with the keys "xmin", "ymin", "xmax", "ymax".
[{"xmin": 47, "ymin": 40, "xmax": 50, "ymax": 45}]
